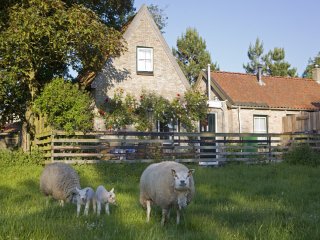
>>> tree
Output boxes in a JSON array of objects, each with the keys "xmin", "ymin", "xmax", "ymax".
[
  {"xmin": 243, "ymin": 39, "xmax": 297, "ymax": 77},
  {"xmin": 303, "ymin": 52, "xmax": 320, "ymax": 78},
  {"xmin": 243, "ymin": 38, "xmax": 265, "ymax": 74},
  {"xmin": 147, "ymin": 4, "xmax": 168, "ymax": 34},
  {"xmin": 263, "ymin": 48, "xmax": 297, "ymax": 77},
  {"xmin": 173, "ymin": 28, "xmax": 219, "ymax": 85},
  {"xmin": 0, "ymin": 0, "xmax": 126, "ymax": 127}
]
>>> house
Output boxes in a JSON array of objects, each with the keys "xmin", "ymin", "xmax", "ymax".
[
  {"xmin": 91, "ymin": 5, "xmax": 190, "ymax": 131},
  {"xmin": 194, "ymin": 66, "xmax": 320, "ymax": 134}
]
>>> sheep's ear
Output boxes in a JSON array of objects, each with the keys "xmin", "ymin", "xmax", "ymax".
[
  {"xmin": 110, "ymin": 188, "xmax": 114, "ymax": 193},
  {"xmin": 171, "ymin": 169, "xmax": 177, "ymax": 177},
  {"xmin": 188, "ymin": 169, "xmax": 195, "ymax": 176}
]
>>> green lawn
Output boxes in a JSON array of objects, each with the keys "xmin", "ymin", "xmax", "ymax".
[{"xmin": 0, "ymin": 161, "xmax": 319, "ymax": 240}]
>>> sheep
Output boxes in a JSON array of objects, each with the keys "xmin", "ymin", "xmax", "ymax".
[
  {"xmin": 139, "ymin": 161, "xmax": 195, "ymax": 226},
  {"xmin": 40, "ymin": 162, "xmax": 80, "ymax": 207},
  {"xmin": 95, "ymin": 185, "xmax": 116, "ymax": 216},
  {"xmin": 75, "ymin": 187, "xmax": 96, "ymax": 217}
]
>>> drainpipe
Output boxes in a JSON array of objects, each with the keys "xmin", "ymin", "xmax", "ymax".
[
  {"xmin": 238, "ymin": 106, "xmax": 241, "ymax": 133},
  {"xmin": 207, "ymin": 64, "xmax": 211, "ymax": 100}
]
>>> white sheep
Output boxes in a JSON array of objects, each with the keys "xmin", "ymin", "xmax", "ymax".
[
  {"xmin": 139, "ymin": 161, "xmax": 195, "ymax": 226},
  {"xmin": 40, "ymin": 162, "xmax": 80, "ymax": 207},
  {"xmin": 75, "ymin": 187, "xmax": 96, "ymax": 217},
  {"xmin": 95, "ymin": 185, "xmax": 116, "ymax": 216}
]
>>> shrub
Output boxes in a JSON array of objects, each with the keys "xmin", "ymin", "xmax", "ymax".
[
  {"xmin": 283, "ymin": 144, "xmax": 320, "ymax": 166},
  {"xmin": 33, "ymin": 78, "xmax": 93, "ymax": 133},
  {"xmin": 0, "ymin": 149, "xmax": 44, "ymax": 166}
]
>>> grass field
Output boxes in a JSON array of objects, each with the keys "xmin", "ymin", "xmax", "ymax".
[{"xmin": 0, "ymin": 160, "xmax": 320, "ymax": 240}]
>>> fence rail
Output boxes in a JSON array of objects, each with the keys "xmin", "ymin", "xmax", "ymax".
[{"xmin": 33, "ymin": 131, "xmax": 320, "ymax": 164}]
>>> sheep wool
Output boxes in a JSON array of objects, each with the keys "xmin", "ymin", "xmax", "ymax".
[
  {"xmin": 40, "ymin": 162, "xmax": 80, "ymax": 206},
  {"xmin": 139, "ymin": 161, "xmax": 195, "ymax": 225}
]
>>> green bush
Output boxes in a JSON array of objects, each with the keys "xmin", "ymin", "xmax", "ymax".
[
  {"xmin": 0, "ymin": 149, "xmax": 44, "ymax": 166},
  {"xmin": 283, "ymin": 144, "xmax": 320, "ymax": 166}
]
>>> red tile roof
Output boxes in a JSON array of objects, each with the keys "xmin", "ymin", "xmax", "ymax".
[{"xmin": 211, "ymin": 71, "xmax": 320, "ymax": 110}]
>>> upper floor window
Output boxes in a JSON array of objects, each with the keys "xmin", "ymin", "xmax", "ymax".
[
  {"xmin": 253, "ymin": 115, "xmax": 268, "ymax": 133},
  {"xmin": 137, "ymin": 47, "xmax": 153, "ymax": 74}
]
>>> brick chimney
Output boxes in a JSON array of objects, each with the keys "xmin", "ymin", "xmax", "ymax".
[{"xmin": 312, "ymin": 65, "xmax": 320, "ymax": 84}]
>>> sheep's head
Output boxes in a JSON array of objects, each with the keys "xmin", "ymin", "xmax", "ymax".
[
  {"xmin": 76, "ymin": 187, "xmax": 89, "ymax": 204},
  {"xmin": 171, "ymin": 169, "xmax": 194, "ymax": 191},
  {"xmin": 106, "ymin": 188, "xmax": 116, "ymax": 204}
]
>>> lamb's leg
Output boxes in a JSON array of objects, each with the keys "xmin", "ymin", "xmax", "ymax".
[
  {"xmin": 59, "ymin": 200, "xmax": 64, "ymax": 207},
  {"xmin": 97, "ymin": 201, "xmax": 101, "ymax": 216},
  {"xmin": 84, "ymin": 201, "xmax": 90, "ymax": 216},
  {"xmin": 77, "ymin": 202, "xmax": 81, "ymax": 217},
  {"xmin": 105, "ymin": 203, "xmax": 110, "ymax": 215},
  {"xmin": 161, "ymin": 209, "xmax": 168, "ymax": 226},
  {"xmin": 146, "ymin": 200, "xmax": 151, "ymax": 222},
  {"xmin": 92, "ymin": 199, "xmax": 96, "ymax": 214}
]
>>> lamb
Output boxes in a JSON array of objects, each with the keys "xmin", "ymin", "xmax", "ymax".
[
  {"xmin": 95, "ymin": 185, "xmax": 116, "ymax": 216},
  {"xmin": 75, "ymin": 187, "xmax": 96, "ymax": 217},
  {"xmin": 40, "ymin": 162, "xmax": 80, "ymax": 207},
  {"xmin": 139, "ymin": 161, "xmax": 195, "ymax": 226}
]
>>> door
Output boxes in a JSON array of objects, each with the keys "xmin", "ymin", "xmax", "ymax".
[{"xmin": 200, "ymin": 114, "xmax": 216, "ymax": 159}]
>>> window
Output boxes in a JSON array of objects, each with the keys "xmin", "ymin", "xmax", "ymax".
[
  {"xmin": 253, "ymin": 116, "xmax": 267, "ymax": 133},
  {"xmin": 137, "ymin": 47, "xmax": 153, "ymax": 74}
]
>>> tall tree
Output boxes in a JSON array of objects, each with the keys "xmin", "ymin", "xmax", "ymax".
[
  {"xmin": 0, "ymin": 0, "xmax": 126, "ymax": 127},
  {"xmin": 147, "ymin": 4, "xmax": 168, "ymax": 34},
  {"xmin": 243, "ymin": 38, "xmax": 265, "ymax": 74},
  {"xmin": 263, "ymin": 47, "xmax": 297, "ymax": 77},
  {"xmin": 173, "ymin": 28, "xmax": 219, "ymax": 85},
  {"xmin": 303, "ymin": 52, "xmax": 320, "ymax": 78}
]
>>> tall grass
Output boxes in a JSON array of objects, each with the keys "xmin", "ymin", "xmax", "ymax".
[{"xmin": 0, "ymin": 154, "xmax": 319, "ymax": 239}]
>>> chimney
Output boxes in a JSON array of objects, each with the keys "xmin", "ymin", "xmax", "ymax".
[
  {"xmin": 312, "ymin": 65, "xmax": 320, "ymax": 84},
  {"xmin": 257, "ymin": 64, "xmax": 265, "ymax": 86}
]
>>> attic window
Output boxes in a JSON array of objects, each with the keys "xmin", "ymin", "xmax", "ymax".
[{"xmin": 137, "ymin": 47, "xmax": 153, "ymax": 75}]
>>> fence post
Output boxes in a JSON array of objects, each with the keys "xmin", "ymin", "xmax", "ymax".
[{"xmin": 51, "ymin": 132, "xmax": 54, "ymax": 162}]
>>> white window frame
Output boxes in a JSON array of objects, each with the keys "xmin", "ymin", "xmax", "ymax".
[
  {"xmin": 137, "ymin": 47, "xmax": 153, "ymax": 74},
  {"xmin": 253, "ymin": 116, "xmax": 267, "ymax": 133}
]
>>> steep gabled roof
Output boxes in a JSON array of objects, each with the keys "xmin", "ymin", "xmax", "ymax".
[
  {"xmin": 203, "ymin": 71, "xmax": 320, "ymax": 110},
  {"xmin": 123, "ymin": 5, "xmax": 190, "ymax": 90}
]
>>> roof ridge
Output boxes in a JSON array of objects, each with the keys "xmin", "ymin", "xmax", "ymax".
[{"xmin": 212, "ymin": 71, "xmax": 315, "ymax": 82}]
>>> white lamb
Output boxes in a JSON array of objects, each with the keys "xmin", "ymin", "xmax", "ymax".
[
  {"xmin": 74, "ymin": 187, "xmax": 96, "ymax": 217},
  {"xmin": 139, "ymin": 161, "xmax": 195, "ymax": 226},
  {"xmin": 95, "ymin": 185, "xmax": 116, "ymax": 216}
]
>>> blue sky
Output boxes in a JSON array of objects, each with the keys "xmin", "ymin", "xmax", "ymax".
[{"xmin": 134, "ymin": 0, "xmax": 320, "ymax": 76}]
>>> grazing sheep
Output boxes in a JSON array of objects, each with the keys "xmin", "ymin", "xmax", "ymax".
[
  {"xmin": 139, "ymin": 161, "xmax": 195, "ymax": 226},
  {"xmin": 75, "ymin": 187, "xmax": 96, "ymax": 217},
  {"xmin": 40, "ymin": 162, "xmax": 80, "ymax": 207},
  {"xmin": 95, "ymin": 185, "xmax": 116, "ymax": 216}
]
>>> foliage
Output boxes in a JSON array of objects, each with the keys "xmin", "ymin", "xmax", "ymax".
[
  {"xmin": 243, "ymin": 38, "xmax": 265, "ymax": 74},
  {"xmin": 0, "ymin": 149, "xmax": 44, "ymax": 166},
  {"xmin": 302, "ymin": 52, "xmax": 320, "ymax": 78},
  {"xmin": 263, "ymin": 47, "xmax": 297, "ymax": 77},
  {"xmin": 173, "ymin": 27, "xmax": 219, "ymax": 85},
  {"xmin": 283, "ymin": 143, "xmax": 320, "ymax": 166},
  {"xmin": 63, "ymin": 0, "xmax": 135, "ymax": 30},
  {"xmin": 33, "ymin": 78, "xmax": 93, "ymax": 133},
  {"xmin": 101, "ymin": 89, "xmax": 208, "ymax": 132},
  {"xmin": 0, "ymin": 0, "xmax": 125, "ymax": 125},
  {"xmin": 147, "ymin": 4, "xmax": 168, "ymax": 34},
  {"xmin": 243, "ymin": 38, "xmax": 297, "ymax": 77},
  {"xmin": 1, "ymin": 162, "xmax": 320, "ymax": 239}
]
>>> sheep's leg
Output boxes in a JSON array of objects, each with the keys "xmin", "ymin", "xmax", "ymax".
[
  {"xmin": 146, "ymin": 200, "xmax": 151, "ymax": 222},
  {"xmin": 97, "ymin": 201, "xmax": 101, "ymax": 216},
  {"xmin": 176, "ymin": 209, "xmax": 180, "ymax": 225},
  {"xmin": 161, "ymin": 209, "xmax": 168, "ymax": 226},
  {"xmin": 59, "ymin": 200, "xmax": 64, "ymax": 207},
  {"xmin": 84, "ymin": 201, "xmax": 90, "ymax": 216},
  {"xmin": 77, "ymin": 202, "xmax": 81, "ymax": 217},
  {"xmin": 105, "ymin": 203, "xmax": 110, "ymax": 215}
]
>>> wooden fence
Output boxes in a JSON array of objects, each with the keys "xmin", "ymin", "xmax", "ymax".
[
  {"xmin": 283, "ymin": 112, "xmax": 320, "ymax": 133},
  {"xmin": 33, "ymin": 131, "xmax": 320, "ymax": 164}
]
